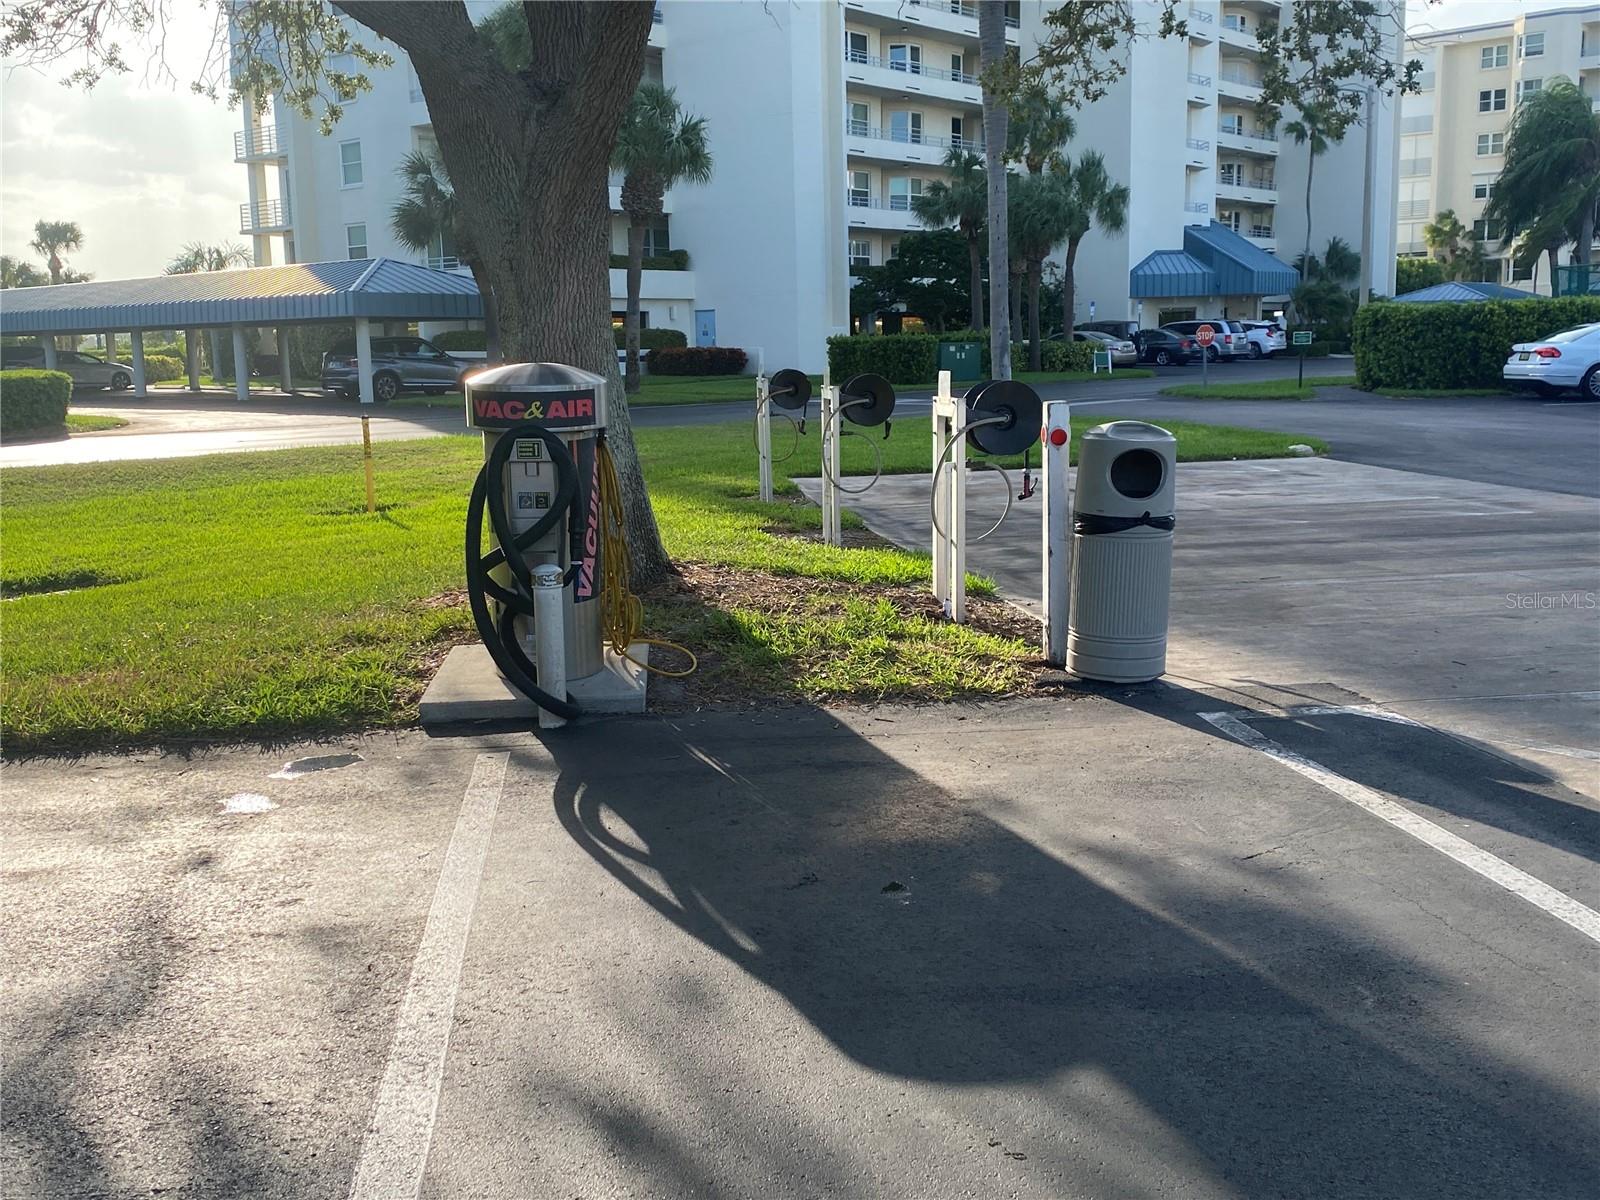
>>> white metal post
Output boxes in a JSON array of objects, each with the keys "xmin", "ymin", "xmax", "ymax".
[
  {"xmin": 755, "ymin": 372, "xmax": 773, "ymax": 504},
  {"xmin": 354, "ymin": 317, "xmax": 375, "ymax": 405},
  {"xmin": 1042, "ymin": 399, "xmax": 1073, "ymax": 665},
  {"xmin": 185, "ymin": 329, "xmax": 201, "ymax": 391},
  {"xmin": 950, "ymin": 398, "xmax": 967, "ymax": 625},
  {"xmin": 931, "ymin": 370, "xmax": 952, "ymax": 610},
  {"xmin": 231, "ymin": 324, "xmax": 250, "ymax": 403},
  {"xmin": 531, "ymin": 563, "xmax": 567, "ymax": 730},
  {"xmin": 42, "ymin": 338, "xmax": 58, "ymax": 370},
  {"xmin": 277, "ymin": 327, "xmax": 293, "ymax": 394},
  {"xmin": 821, "ymin": 365, "xmax": 841, "ymax": 547},
  {"xmin": 130, "ymin": 330, "xmax": 147, "ymax": 397}
]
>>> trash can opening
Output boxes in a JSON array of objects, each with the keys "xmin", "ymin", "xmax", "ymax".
[{"xmin": 1109, "ymin": 448, "xmax": 1165, "ymax": 499}]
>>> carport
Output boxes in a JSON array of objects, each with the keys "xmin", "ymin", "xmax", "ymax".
[{"xmin": 0, "ymin": 258, "xmax": 481, "ymax": 405}]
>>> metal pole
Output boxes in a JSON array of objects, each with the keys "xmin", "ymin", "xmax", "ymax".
[
  {"xmin": 130, "ymin": 330, "xmax": 147, "ymax": 398},
  {"xmin": 531, "ymin": 563, "xmax": 567, "ymax": 730},
  {"xmin": 361, "ymin": 416, "xmax": 376, "ymax": 513},
  {"xmin": 821, "ymin": 365, "xmax": 841, "ymax": 547},
  {"xmin": 1359, "ymin": 85, "xmax": 1375, "ymax": 307},
  {"xmin": 1042, "ymin": 399, "xmax": 1072, "ymax": 665},
  {"xmin": 231, "ymin": 324, "xmax": 250, "ymax": 403},
  {"xmin": 756, "ymin": 374, "xmax": 773, "ymax": 504},
  {"xmin": 932, "ymin": 370, "xmax": 952, "ymax": 611},
  {"xmin": 951, "ymin": 399, "xmax": 967, "ymax": 625}
]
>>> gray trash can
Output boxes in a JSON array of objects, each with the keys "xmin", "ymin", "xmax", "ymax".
[{"xmin": 1067, "ymin": 421, "xmax": 1177, "ymax": 683}]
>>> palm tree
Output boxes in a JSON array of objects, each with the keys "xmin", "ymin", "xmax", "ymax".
[
  {"xmin": 1282, "ymin": 102, "xmax": 1334, "ymax": 271},
  {"xmin": 1007, "ymin": 84, "xmax": 1076, "ymax": 175},
  {"xmin": 390, "ymin": 150, "xmax": 499, "ymax": 360},
  {"xmin": 912, "ymin": 149, "xmax": 989, "ymax": 331},
  {"xmin": 1423, "ymin": 209, "xmax": 1468, "ymax": 274},
  {"xmin": 1057, "ymin": 151, "xmax": 1129, "ymax": 341},
  {"xmin": 612, "ymin": 83, "xmax": 713, "ymax": 395},
  {"xmin": 1010, "ymin": 172, "xmax": 1067, "ymax": 369},
  {"xmin": 1486, "ymin": 79, "xmax": 1600, "ymax": 287},
  {"xmin": 165, "ymin": 242, "xmax": 251, "ymax": 274},
  {"xmin": 0, "ymin": 255, "xmax": 48, "ymax": 288},
  {"xmin": 29, "ymin": 220, "xmax": 83, "ymax": 285}
]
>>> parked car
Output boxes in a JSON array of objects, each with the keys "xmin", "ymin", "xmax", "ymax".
[
  {"xmin": 1078, "ymin": 319, "xmax": 1141, "ymax": 341},
  {"xmin": 1072, "ymin": 329, "xmax": 1138, "ymax": 366},
  {"xmin": 1162, "ymin": 319, "xmax": 1249, "ymax": 362},
  {"xmin": 1131, "ymin": 328, "xmax": 1197, "ymax": 366},
  {"xmin": 1238, "ymin": 320, "xmax": 1287, "ymax": 359},
  {"xmin": 1502, "ymin": 322, "xmax": 1600, "ymax": 398},
  {"xmin": 321, "ymin": 336, "xmax": 474, "ymax": 401},
  {"xmin": 1, "ymin": 345, "xmax": 134, "ymax": 389}
]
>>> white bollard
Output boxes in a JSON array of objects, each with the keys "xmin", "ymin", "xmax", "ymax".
[
  {"xmin": 930, "ymin": 369, "xmax": 966, "ymax": 623},
  {"xmin": 756, "ymin": 372, "xmax": 774, "ymax": 504},
  {"xmin": 531, "ymin": 563, "xmax": 567, "ymax": 730},
  {"xmin": 1042, "ymin": 399, "xmax": 1073, "ymax": 665},
  {"xmin": 820, "ymin": 366, "xmax": 842, "ymax": 547}
]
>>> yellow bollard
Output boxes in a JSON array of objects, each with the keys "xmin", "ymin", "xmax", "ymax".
[{"xmin": 361, "ymin": 416, "xmax": 376, "ymax": 513}]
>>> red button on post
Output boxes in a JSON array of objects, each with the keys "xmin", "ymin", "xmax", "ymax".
[{"xmin": 1049, "ymin": 427, "xmax": 1068, "ymax": 447}]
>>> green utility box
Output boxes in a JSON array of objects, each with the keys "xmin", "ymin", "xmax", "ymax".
[{"xmin": 938, "ymin": 340, "xmax": 982, "ymax": 382}]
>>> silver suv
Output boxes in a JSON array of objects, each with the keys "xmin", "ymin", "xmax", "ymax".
[
  {"xmin": 320, "ymin": 336, "xmax": 472, "ymax": 402},
  {"xmin": 1161, "ymin": 319, "xmax": 1250, "ymax": 362}
]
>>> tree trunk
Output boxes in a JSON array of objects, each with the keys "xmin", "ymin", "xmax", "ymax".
[
  {"xmin": 1009, "ymin": 265, "xmax": 1023, "ymax": 349},
  {"xmin": 979, "ymin": 1, "xmax": 1010, "ymax": 380},
  {"xmin": 625, "ymin": 218, "xmax": 645, "ymax": 394},
  {"xmin": 355, "ymin": 0, "xmax": 671, "ymax": 584},
  {"xmin": 467, "ymin": 261, "xmax": 501, "ymax": 361},
  {"xmin": 1302, "ymin": 152, "xmax": 1316, "ymax": 272},
  {"xmin": 1027, "ymin": 259, "xmax": 1042, "ymax": 372},
  {"xmin": 1547, "ymin": 245, "xmax": 1560, "ymax": 296},
  {"xmin": 967, "ymin": 234, "xmax": 984, "ymax": 331},
  {"xmin": 1062, "ymin": 238, "xmax": 1080, "ymax": 338},
  {"xmin": 1578, "ymin": 207, "xmax": 1595, "ymax": 269}
]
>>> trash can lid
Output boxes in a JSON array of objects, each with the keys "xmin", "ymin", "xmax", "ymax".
[{"xmin": 1082, "ymin": 420, "xmax": 1176, "ymax": 445}]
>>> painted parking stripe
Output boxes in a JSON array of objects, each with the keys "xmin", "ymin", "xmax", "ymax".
[
  {"xmin": 348, "ymin": 752, "xmax": 510, "ymax": 1200},
  {"xmin": 1200, "ymin": 711, "xmax": 1600, "ymax": 945}
]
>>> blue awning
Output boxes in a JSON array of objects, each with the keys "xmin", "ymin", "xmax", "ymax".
[
  {"xmin": 0, "ymin": 258, "xmax": 482, "ymax": 335},
  {"xmin": 1392, "ymin": 281, "xmax": 1533, "ymax": 303},
  {"xmin": 1183, "ymin": 221, "xmax": 1299, "ymax": 297},
  {"xmin": 1130, "ymin": 250, "xmax": 1217, "ymax": 298}
]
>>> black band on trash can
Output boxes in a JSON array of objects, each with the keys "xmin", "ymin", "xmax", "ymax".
[{"xmin": 1073, "ymin": 511, "xmax": 1176, "ymax": 535}]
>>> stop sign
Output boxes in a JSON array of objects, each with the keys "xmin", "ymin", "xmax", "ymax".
[{"xmin": 1195, "ymin": 323, "xmax": 1216, "ymax": 347}]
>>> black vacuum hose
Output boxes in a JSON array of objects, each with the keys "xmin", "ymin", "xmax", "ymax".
[{"xmin": 464, "ymin": 419, "xmax": 583, "ymax": 721}]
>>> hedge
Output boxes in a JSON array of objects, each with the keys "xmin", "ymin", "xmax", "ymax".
[
  {"xmin": 646, "ymin": 346, "xmax": 748, "ymax": 375},
  {"xmin": 432, "ymin": 329, "xmax": 486, "ymax": 352},
  {"xmin": 1, "ymin": 369, "xmax": 71, "ymax": 437},
  {"xmin": 141, "ymin": 354, "xmax": 185, "ymax": 383},
  {"xmin": 614, "ymin": 326, "xmax": 689, "ymax": 351},
  {"xmin": 1354, "ymin": 297, "xmax": 1600, "ymax": 390},
  {"xmin": 826, "ymin": 334, "xmax": 939, "ymax": 384},
  {"xmin": 609, "ymin": 249, "xmax": 690, "ymax": 271}
]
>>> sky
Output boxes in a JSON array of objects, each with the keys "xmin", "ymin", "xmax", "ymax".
[{"xmin": 0, "ymin": 0, "xmax": 1568, "ymax": 283}]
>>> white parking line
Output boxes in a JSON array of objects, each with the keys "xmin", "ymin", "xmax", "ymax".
[
  {"xmin": 1200, "ymin": 711, "xmax": 1600, "ymax": 945},
  {"xmin": 348, "ymin": 752, "xmax": 510, "ymax": 1200}
]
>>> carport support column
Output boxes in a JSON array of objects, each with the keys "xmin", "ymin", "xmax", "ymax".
[
  {"xmin": 185, "ymin": 330, "xmax": 202, "ymax": 391},
  {"xmin": 354, "ymin": 317, "xmax": 375, "ymax": 405},
  {"xmin": 231, "ymin": 324, "xmax": 250, "ymax": 403},
  {"xmin": 130, "ymin": 330, "xmax": 147, "ymax": 398},
  {"xmin": 42, "ymin": 339, "xmax": 58, "ymax": 369},
  {"xmin": 276, "ymin": 327, "xmax": 293, "ymax": 394}
]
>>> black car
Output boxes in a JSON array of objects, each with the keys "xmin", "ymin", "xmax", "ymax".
[
  {"xmin": 1078, "ymin": 319, "xmax": 1141, "ymax": 341},
  {"xmin": 1131, "ymin": 328, "xmax": 1197, "ymax": 366},
  {"xmin": 320, "ymin": 336, "xmax": 474, "ymax": 402}
]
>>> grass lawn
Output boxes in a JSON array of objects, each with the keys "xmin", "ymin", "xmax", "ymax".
[
  {"xmin": 1159, "ymin": 375, "xmax": 1359, "ymax": 401},
  {"xmin": 1371, "ymin": 386, "xmax": 1516, "ymax": 398},
  {"xmin": 1, "ymin": 417, "xmax": 1324, "ymax": 752},
  {"xmin": 65, "ymin": 413, "xmax": 130, "ymax": 433},
  {"xmin": 152, "ymin": 375, "xmax": 277, "ymax": 392}
]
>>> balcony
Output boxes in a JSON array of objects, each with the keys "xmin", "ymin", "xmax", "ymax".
[
  {"xmin": 845, "ymin": 49, "xmax": 981, "ymax": 105},
  {"xmin": 426, "ymin": 256, "xmax": 463, "ymax": 273},
  {"xmin": 845, "ymin": 121, "xmax": 983, "ymax": 165},
  {"xmin": 239, "ymin": 197, "xmax": 291, "ymax": 234},
  {"xmin": 1188, "ymin": 6, "xmax": 1215, "ymax": 40},
  {"xmin": 1184, "ymin": 136, "xmax": 1211, "ymax": 168},
  {"xmin": 607, "ymin": 267, "xmax": 695, "ymax": 303},
  {"xmin": 1217, "ymin": 66, "xmax": 1264, "ymax": 102},
  {"xmin": 1187, "ymin": 71, "xmax": 1213, "ymax": 105},
  {"xmin": 846, "ymin": 195, "xmax": 929, "ymax": 233},
  {"xmin": 1218, "ymin": 18, "xmax": 1259, "ymax": 51},
  {"xmin": 1184, "ymin": 200, "xmax": 1210, "ymax": 214},
  {"xmin": 1216, "ymin": 178, "xmax": 1278, "ymax": 206},
  {"xmin": 233, "ymin": 125, "xmax": 283, "ymax": 161},
  {"xmin": 1216, "ymin": 124, "xmax": 1279, "ymax": 156}
]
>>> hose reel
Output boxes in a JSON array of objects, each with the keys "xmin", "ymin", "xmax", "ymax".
[
  {"xmin": 837, "ymin": 372, "xmax": 896, "ymax": 430},
  {"xmin": 964, "ymin": 379, "xmax": 1043, "ymax": 456},
  {"xmin": 767, "ymin": 368, "xmax": 812, "ymax": 411}
]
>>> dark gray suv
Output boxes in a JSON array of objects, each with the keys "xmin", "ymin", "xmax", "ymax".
[{"xmin": 320, "ymin": 336, "xmax": 473, "ymax": 401}]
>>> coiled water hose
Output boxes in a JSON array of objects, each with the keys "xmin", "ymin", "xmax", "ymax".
[
  {"xmin": 819, "ymin": 397, "xmax": 888, "ymax": 495},
  {"xmin": 753, "ymin": 402, "xmax": 805, "ymax": 464},
  {"xmin": 465, "ymin": 419, "xmax": 582, "ymax": 721},
  {"xmin": 930, "ymin": 414, "xmax": 1016, "ymax": 543}
]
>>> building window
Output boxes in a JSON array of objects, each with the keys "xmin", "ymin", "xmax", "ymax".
[
  {"xmin": 1472, "ymin": 178, "xmax": 1496, "ymax": 200},
  {"xmin": 339, "ymin": 139, "xmax": 363, "ymax": 187},
  {"xmin": 1476, "ymin": 132, "xmax": 1504, "ymax": 155},
  {"xmin": 888, "ymin": 176, "xmax": 923, "ymax": 211},
  {"xmin": 848, "ymin": 101, "xmax": 869, "ymax": 136},
  {"xmin": 848, "ymin": 170, "xmax": 870, "ymax": 207},
  {"xmin": 848, "ymin": 240, "xmax": 871, "ymax": 270},
  {"xmin": 642, "ymin": 223, "xmax": 671, "ymax": 257},
  {"xmin": 1511, "ymin": 257, "xmax": 1534, "ymax": 282},
  {"xmin": 888, "ymin": 110, "xmax": 923, "ymax": 144},
  {"xmin": 1480, "ymin": 43, "xmax": 1509, "ymax": 68},
  {"xmin": 346, "ymin": 223, "xmax": 368, "ymax": 259},
  {"xmin": 845, "ymin": 30, "xmax": 868, "ymax": 63},
  {"xmin": 887, "ymin": 43, "xmax": 922, "ymax": 74},
  {"xmin": 1478, "ymin": 88, "xmax": 1506, "ymax": 112},
  {"xmin": 1471, "ymin": 218, "xmax": 1502, "ymax": 242},
  {"xmin": 888, "ymin": 240, "xmax": 901, "ymax": 259},
  {"xmin": 1518, "ymin": 32, "xmax": 1544, "ymax": 59},
  {"xmin": 1517, "ymin": 78, "xmax": 1543, "ymax": 100}
]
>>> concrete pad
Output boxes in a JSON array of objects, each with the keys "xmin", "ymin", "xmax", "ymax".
[{"xmin": 419, "ymin": 642, "xmax": 647, "ymax": 725}]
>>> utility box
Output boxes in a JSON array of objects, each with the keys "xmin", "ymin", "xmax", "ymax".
[
  {"xmin": 1066, "ymin": 421, "xmax": 1177, "ymax": 683},
  {"xmin": 938, "ymin": 340, "xmax": 982, "ymax": 382}
]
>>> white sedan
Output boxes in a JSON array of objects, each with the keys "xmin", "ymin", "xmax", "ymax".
[{"xmin": 1503, "ymin": 323, "xmax": 1600, "ymax": 398}]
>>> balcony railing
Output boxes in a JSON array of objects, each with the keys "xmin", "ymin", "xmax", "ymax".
[
  {"xmin": 849, "ymin": 194, "xmax": 923, "ymax": 212},
  {"xmin": 912, "ymin": 0, "xmax": 978, "ymax": 15},
  {"xmin": 1248, "ymin": 224, "xmax": 1275, "ymax": 239},
  {"xmin": 1220, "ymin": 169, "xmax": 1275, "ymax": 189},
  {"xmin": 426, "ymin": 255, "xmax": 462, "ymax": 272},
  {"xmin": 1188, "ymin": 71, "xmax": 1212, "ymax": 87},
  {"xmin": 239, "ymin": 198, "xmax": 291, "ymax": 233},
  {"xmin": 1185, "ymin": 136, "xmax": 1211, "ymax": 151},
  {"xmin": 846, "ymin": 120, "xmax": 984, "ymax": 153},
  {"xmin": 1184, "ymin": 201, "xmax": 1210, "ymax": 213},
  {"xmin": 1189, "ymin": 6, "xmax": 1215, "ymax": 23},
  {"xmin": 233, "ymin": 125, "xmax": 281, "ymax": 159},
  {"xmin": 1219, "ymin": 122, "xmax": 1278, "ymax": 143},
  {"xmin": 652, "ymin": 5, "xmax": 663, "ymax": 22},
  {"xmin": 845, "ymin": 49, "xmax": 977, "ymax": 85},
  {"xmin": 1220, "ymin": 67, "xmax": 1262, "ymax": 87}
]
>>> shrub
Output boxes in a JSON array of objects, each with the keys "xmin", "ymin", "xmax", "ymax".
[
  {"xmin": 432, "ymin": 329, "xmax": 487, "ymax": 352},
  {"xmin": 1354, "ymin": 297, "xmax": 1600, "ymax": 389},
  {"xmin": 613, "ymin": 326, "xmax": 689, "ymax": 351},
  {"xmin": 609, "ymin": 249, "xmax": 691, "ymax": 271},
  {"xmin": 1018, "ymin": 340, "xmax": 1094, "ymax": 373},
  {"xmin": 141, "ymin": 354, "xmax": 185, "ymax": 383},
  {"xmin": 1, "ymin": 369, "xmax": 71, "ymax": 437},
  {"xmin": 826, "ymin": 334, "xmax": 939, "ymax": 384},
  {"xmin": 646, "ymin": 346, "xmax": 748, "ymax": 375}
]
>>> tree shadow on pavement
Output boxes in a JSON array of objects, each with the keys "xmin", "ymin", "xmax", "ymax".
[{"xmin": 543, "ymin": 705, "xmax": 1598, "ymax": 1198}]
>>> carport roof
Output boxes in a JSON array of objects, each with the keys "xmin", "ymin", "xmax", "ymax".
[
  {"xmin": 0, "ymin": 257, "xmax": 481, "ymax": 335},
  {"xmin": 1392, "ymin": 280, "xmax": 1534, "ymax": 303}
]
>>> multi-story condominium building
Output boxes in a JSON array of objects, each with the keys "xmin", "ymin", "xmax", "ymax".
[
  {"xmin": 232, "ymin": 0, "xmax": 1399, "ymax": 369},
  {"xmin": 1398, "ymin": 4, "xmax": 1600, "ymax": 292}
]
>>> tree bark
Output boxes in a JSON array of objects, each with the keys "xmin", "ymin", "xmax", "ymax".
[
  {"xmin": 1578, "ymin": 207, "xmax": 1595, "ymax": 269},
  {"xmin": 979, "ymin": 1, "xmax": 1010, "ymax": 380},
  {"xmin": 1303, "ymin": 152, "xmax": 1316, "ymax": 272},
  {"xmin": 1027, "ymin": 259, "xmax": 1042, "ymax": 372},
  {"xmin": 967, "ymin": 233, "xmax": 984, "ymax": 331},
  {"xmin": 625, "ymin": 218, "xmax": 645, "ymax": 394},
  {"xmin": 1062, "ymin": 238, "xmax": 1080, "ymax": 338},
  {"xmin": 467, "ymin": 260, "xmax": 501, "ymax": 361},
  {"xmin": 1009, "ymin": 265, "xmax": 1023, "ymax": 350},
  {"xmin": 1546, "ymin": 245, "xmax": 1560, "ymax": 296},
  {"xmin": 340, "ymin": 0, "xmax": 670, "ymax": 584}
]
